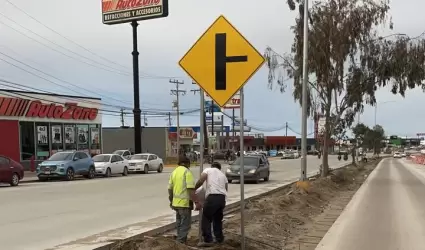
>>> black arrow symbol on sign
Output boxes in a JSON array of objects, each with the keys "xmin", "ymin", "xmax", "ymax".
[{"xmin": 215, "ymin": 33, "xmax": 248, "ymax": 90}]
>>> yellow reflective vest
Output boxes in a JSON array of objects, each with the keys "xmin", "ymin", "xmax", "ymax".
[{"xmin": 168, "ymin": 166, "xmax": 195, "ymax": 208}]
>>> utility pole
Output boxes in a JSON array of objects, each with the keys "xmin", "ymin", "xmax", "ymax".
[
  {"xmin": 232, "ymin": 108, "xmax": 235, "ymax": 150},
  {"xmin": 120, "ymin": 108, "xmax": 125, "ymax": 127},
  {"xmin": 285, "ymin": 122, "xmax": 288, "ymax": 149},
  {"xmin": 166, "ymin": 112, "xmax": 172, "ymax": 127},
  {"xmin": 170, "ymin": 79, "xmax": 186, "ymax": 156},
  {"xmin": 211, "ymin": 101, "xmax": 215, "ymax": 150},
  {"xmin": 191, "ymin": 86, "xmax": 209, "ymax": 157},
  {"xmin": 143, "ymin": 112, "xmax": 148, "ymax": 126}
]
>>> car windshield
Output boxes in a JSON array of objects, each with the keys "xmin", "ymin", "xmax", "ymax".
[
  {"xmin": 131, "ymin": 155, "xmax": 148, "ymax": 160},
  {"xmin": 232, "ymin": 157, "xmax": 259, "ymax": 166},
  {"xmin": 113, "ymin": 150, "xmax": 125, "ymax": 155},
  {"xmin": 93, "ymin": 155, "xmax": 111, "ymax": 162},
  {"xmin": 48, "ymin": 152, "xmax": 73, "ymax": 161}
]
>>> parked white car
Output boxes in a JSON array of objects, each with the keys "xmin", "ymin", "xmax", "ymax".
[
  {"xmin": 128, "ymin": 153, "xmax": 164, "ymax": 174},
  {"xmin": 93, "ymin": 154, "xmax": 129, "ymax": 177},
  {"xmin": 112, "ymin": 149, "xmax": 132, "ymax": 160},
  {"xmin": 292, "ymin": 150, "xmax": 300, "ymax": 158}
]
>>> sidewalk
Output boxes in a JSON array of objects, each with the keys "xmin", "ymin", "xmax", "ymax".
[
  {"xmin": 22, "ymin": 171, "xmax": 39, "ymax": 183},
  {"xmin": 316, "ymin": 157, "xmax": 425, "ymax": 250}
]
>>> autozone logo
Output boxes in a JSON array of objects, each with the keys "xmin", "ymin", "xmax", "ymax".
[{"xmin": 0, "ymin": 97, "xmax": 98, "ymax": 120}]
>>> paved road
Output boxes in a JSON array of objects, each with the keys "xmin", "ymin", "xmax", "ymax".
[
  {"xmin": 316, "ymin": 158, "xmax": 425, "ymax": 250},
  {"xmin": 0, "ymin": 155, "xmax": 344, "ymax": 250}
]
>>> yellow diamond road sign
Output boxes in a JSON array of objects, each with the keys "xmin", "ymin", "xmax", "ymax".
[{"xmin": 179, "ymin": 15, "xmax": 265, "ymax": 107}]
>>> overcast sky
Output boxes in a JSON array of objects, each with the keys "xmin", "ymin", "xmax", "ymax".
[{"xmin": 0, "ymin": 0, "xmax": 424, "ymax": 137}]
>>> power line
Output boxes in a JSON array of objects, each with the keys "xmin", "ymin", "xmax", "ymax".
[
  {"xmin": 0, "ymin": 51, "xmax": 133, "ymax": 108},
  {"xmin": 170, "ymin": 79, "xmax": 186, "ymax": 155},
  {"xmin": 0, "ymin": 78, "xmax": 201, "ymax": 115},
  {"xmin": 1, "ymin": 2, "xmax": 185, "ymax": 80}
]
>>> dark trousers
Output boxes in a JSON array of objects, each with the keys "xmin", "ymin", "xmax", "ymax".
[{"xmin": 201, "ymin": 194, "xmax": 226, "ymax": 243}]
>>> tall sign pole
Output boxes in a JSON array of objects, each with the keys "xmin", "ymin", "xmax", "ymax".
[
  {"xmin": 239, "ymin": 88, "xmax": 245, "ymax": 249},
  {"xmin": 300, "ymin": 0, "xmax": 309, "ymax": 181},
  {"xmin": 178, "ymin": 15, "xmax": 265, "ymax": 250},
  {"xmin": 131, "ymin": 21, "xmax": 142, "ymax": 153},
  {"xmin": 102, "ymin": 0, "xmax": 169, "ymax": 154}
]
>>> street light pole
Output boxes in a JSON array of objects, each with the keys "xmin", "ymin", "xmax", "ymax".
[{"xmin": 300, "ymin": 0, "xmax": 309, "ymax": 181}]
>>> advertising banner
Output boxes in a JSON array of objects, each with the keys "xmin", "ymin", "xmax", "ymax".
[
  {"xmin": 37, "ymin": 126, "xmax": 48, "ymax": 144},
  {"xmin": 78, "ymin": 127, "xmax": 88, "ymax": 144},
  {"xmin": 204, "ymin": 92, "xmax": 240, "ymax": 109},
  {"xmin": 223, "ymin": 91, "xmax": 240, "ymax": 109},
  {"xmin": 64, "ymin": 126, "xmax": 75, "ymax": 144},
  {"xmin": 102, "ymin": 0, "xmax": 169, "ymax": 25},
  {"xmin": 91, "ymin": 128, "xmax": 100, "ymax": 144},
  {"xmin": 51, "ymin": 125, "xmax": 62, "ymax": 144}
]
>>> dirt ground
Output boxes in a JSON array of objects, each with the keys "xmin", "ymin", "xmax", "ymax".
[{"xmin": 113, "ymin": 158, "xmax": 380, "ymax": 250}]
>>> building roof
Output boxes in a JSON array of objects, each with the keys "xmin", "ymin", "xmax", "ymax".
[{"xmin": 0, "ymin": 89, "xmax": 101, "ymax": 101}]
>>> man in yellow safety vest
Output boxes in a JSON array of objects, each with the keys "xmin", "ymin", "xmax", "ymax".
[{"xmin": 168, "ymin": 155, "xmax": 199, "ymax": 244}]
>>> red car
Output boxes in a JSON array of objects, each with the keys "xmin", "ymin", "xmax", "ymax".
[{"xmin": 0, "ymin": 155, "xmax": 24, "ymax": 186}]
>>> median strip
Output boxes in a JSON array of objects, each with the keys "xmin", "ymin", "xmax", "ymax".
[{"xmin": 51, "ymin": 161, "xmax": 352, "ymax": 250}]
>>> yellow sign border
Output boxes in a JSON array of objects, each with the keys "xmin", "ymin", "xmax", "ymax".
[{"xmin": 178, "ymin": 15, "xmax": 265, "ymax": 107}]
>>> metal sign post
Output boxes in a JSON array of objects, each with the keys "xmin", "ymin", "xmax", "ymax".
[
  {"xmin": 239, "ymin": 88, "xmax": 245, "ymax": 249},
  {"xmin": 198, "ymin": 89, "xmax": 205, "ymax": 241},
  {"xmin": 178, "ymin": 16, "xmax": 265, "ymax": 249}
]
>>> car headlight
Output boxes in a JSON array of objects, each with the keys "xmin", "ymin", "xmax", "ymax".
[
  {"xmin": 226, "ymin": 168, "xmax": 231, "ymax": 173},
  {"xmin": 249, "ymin": 169, "xmax": 256, "ymax": 174}
]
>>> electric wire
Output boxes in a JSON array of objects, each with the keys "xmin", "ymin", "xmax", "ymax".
[
  {"xmin": 0, "ymin": 52, "xmax": 134, "ymax": 108},
  {"xmin": 0, "ymin": 5, "xmax": 183, "ymax": 80},
  {"xmin": 0, "ymin": 78, "xmax": 200, "ymax": 115}
]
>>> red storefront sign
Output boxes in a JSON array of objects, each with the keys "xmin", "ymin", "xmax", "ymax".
[{"xmin": 0, "ymin": 97, "xmax": 99, "ymax": 120}]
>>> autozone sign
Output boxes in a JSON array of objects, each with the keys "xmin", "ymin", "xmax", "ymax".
[
  {"xmin": 0, "ymin": 97, "xmax": 98, "ymax": 121},
  {"xmin": 102, "ymin": 0, "xmax": 169, "ymax": 25}
]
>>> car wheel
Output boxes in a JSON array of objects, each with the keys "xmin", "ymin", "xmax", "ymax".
[
  {"xmin": 87, "ymin": 166, "xmax": 96, "ymax": 179},
  {"xmin": 144, "ymin": 165, "xmax": 149, "ymax": 174},
  {"xmin": 10, "ymin": 173, "xmax": 19, "ymax": 186},
  {"xmin": 122, "ymin": 167, "xmax": 128, "ymax": 176},
  {"xmin": 66, "ymin": 168, "xmax": 75, "ymax": 181},
  {"xmin": 105, "ymin": 168, "xmax": 111, "ymax": 178},
  {"xmin": 228, "ymin": 179, "xmax": 232, "ymax": 183},
  {"xmin": 157, "ymin": 164, "xmax": 163, "ymax": 173},
  {"xmin": 264, "ymin": 172, "xmax": 270, "ymax": 182},
  {"xmin": 254, "ymin": 177, "xmax": 260, "ymax": 184}
]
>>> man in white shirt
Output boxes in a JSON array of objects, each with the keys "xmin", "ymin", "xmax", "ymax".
[{"xmin": 195, "ymin": 162, "xmax": 228, "ymax": 246}]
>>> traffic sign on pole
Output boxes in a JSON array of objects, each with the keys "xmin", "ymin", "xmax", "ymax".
[{"xmin": 178, "ymin": 15, "xmax": 265, "ymax": 107}]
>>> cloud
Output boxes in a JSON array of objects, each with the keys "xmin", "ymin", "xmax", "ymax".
[{"xmin": 0, "ymin": 0, "xmax": 424, "ymax": 137}]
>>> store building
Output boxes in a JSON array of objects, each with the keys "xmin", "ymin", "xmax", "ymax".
[
  {"xmin": 102, "ymin": 126, "xmax": 200, "ymax": 160},
  {"xmin": 0, "ymin": 89, "xmax": 102, "ymax": 168}
]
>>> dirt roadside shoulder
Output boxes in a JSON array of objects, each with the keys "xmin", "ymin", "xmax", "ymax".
[{"xmin": 113, "ymin": 158, "xmax": 381, "ymax": 250}]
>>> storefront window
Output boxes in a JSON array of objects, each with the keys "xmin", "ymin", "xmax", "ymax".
[
  {"xmin": 64, "ymin": 124, "xmax": 77, "ymax": 151},
  {"xmin": 51, "ymin": 124, "xmax": 64, "ymax": 155},
  {"xmin": 35, "ymin": 123, "xmax": 50, "ymax": 160},
  {"xmin": 20, "ymin": 122, "xmax": 35, "ymax": 160},
  {"xmin": 89, "ymin": 124, "xmax": 101, "ymax": 156},
  {"xmin": 77, "ymin": 124, "xmax": 89, "ymax": 153}
]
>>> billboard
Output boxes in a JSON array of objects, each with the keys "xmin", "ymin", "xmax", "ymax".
[
  {"xmin": 102, "ymin": 0, "xmax": 169, "ymax": 25},
  {"xmin": 204, "ymin": 91, "xmax": 240, "ymax": 109}
]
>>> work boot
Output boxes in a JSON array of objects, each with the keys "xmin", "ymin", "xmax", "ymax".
[{"xmin": 197, "ymin": 241, "xmax": 214, "ymax": 247}]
